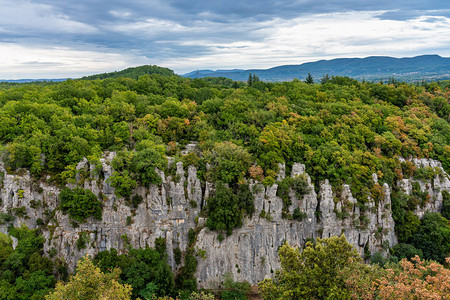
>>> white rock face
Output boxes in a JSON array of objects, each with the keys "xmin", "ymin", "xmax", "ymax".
[
  {"xmin": 0, "ymin": 157, "xmax": 448, "ymax": 287},
  {"xmin": 398, "ymin": 158, "xmax": 450, "ymax": 218}
]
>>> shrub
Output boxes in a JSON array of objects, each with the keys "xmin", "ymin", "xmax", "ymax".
[
  {"xmin": 175, "ymin": 248, "xmax": 197, "ymax": 292},
  {"xmin": 131, "ymin": 194, "xmax": 143, "ymax": 209},
  {"xmin": 76, "ymin": 232, "xmax": 90, "ymax": 250},
  {"xmin": 173, "ymin": 247, "xmax": 182, "ymax": 265},
  {"xmin": 221, "ymin": 272, "xmax": 251, "ymax": 300},
  {"xmin": 0, "ymin": 212, "xmax": 15, "ymax": 225},
  {"xmin": 293, "ymin": 208, "xmax": 307, "ymax": 222},
  {"xmin": 259, "ymin": 235, "xmax": 360, "ymax": 299},
  {"xmin": 442, "ymin": 190, "xmax": 450, "ymax": 219},
  {"xmin": 204, "ymin": 142, "xmax": 252, "ymax": 184},
  {"xmin": 392, "ymin": 243, "xmax": 423, "ymax": 260},
  {"xmin": 126, "ymin": 216, "xmax": 132, "ymax": 226},
  {"xmin": 107, "ymin": 170, "xmax": 137, "ymax": 199},
  {"xmin": 205, "ymin": 182, "xmax": 243, "ymax": 235},
  {"xmin": 59, "ymin": 187, "xmax": 103, "ymax": 223}
]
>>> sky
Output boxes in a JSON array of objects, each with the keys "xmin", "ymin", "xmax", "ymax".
[{"xmin": 0, "ymin": 0, "xmax": 449, "ymax": 79}]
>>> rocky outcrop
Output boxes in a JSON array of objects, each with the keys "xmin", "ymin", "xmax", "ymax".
[{"xmin": 0, "ymin": 155, "xmax": 448, "ymax": 287}]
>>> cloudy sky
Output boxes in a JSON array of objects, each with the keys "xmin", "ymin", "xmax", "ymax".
[{"xmin": 0, "ymin": 0, "xmax": 449, "ymax": 78}]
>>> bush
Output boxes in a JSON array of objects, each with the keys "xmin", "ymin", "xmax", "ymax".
[
  {"xmin": 175, "ymin": 248, "xmax": 197, "ymax": 292},
  {"xmin": 277, "ymin": 176, "xmax": 309, "ymax": 215},
  {"xmin": 107, "ymin": 170, "xmax": 137, "ymax": 199},
  {"xmin": 133, "ymin": 139, "xmax": 167, "ymax": 185},
  {"xmin": 94, "ymin": 247, "xmax": 175, "ymax": 298},
  {"xmin": 293, "ymin": 208, "xmax": 307, "ymax": 222},
  {"xmin": 76, "ymin": 232, "xmax": 90, "ymax": 250},
  {"xmin": 205, "ymin": 142, "xmax": 252, "ymax": 184},
  {"xmin": 412, "ymin": 212, "xmax": 449, "ymax": 263},
  {"xmin": 0, "ymin": 225, "xmax": 65, "ymax": 299},
  {"xmin": 59, "ymin": 187, "xmax": 103, "ymax": 222},
  {"xmin": 131, "ymin": 194, "xmax": 143, "ymax": 209},
  {"xmin": 221, "ymin": 272, "xmax": 251, "ymax": 300},
  {"xmin": 205, "ymin": 182, "xmax": 243, "ymax": 235},
  {"xmin": 392, "ymin": 243, "xmax": 423, "ymax": 260},
  {"xmin": 0, "ymin": 212, "xmax": 15, "ymax": 225},
  {"xmin": 173, "ymin": 247, "xmax": 182, "ymax": 265},
  {"xmin": 46, "ymin": 255, "xmax": 132, "ymax": 300},
  {"xmin": 442, "ymin": 190, "xmax": 450, "ymax": 220}
]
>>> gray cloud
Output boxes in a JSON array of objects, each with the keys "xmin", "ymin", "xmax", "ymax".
[
  {"xmin": 0, "ymin": 0, "xmax": 449, "ymax": 77},
  {"xmin": 377, "ymin": 9, "xmax": 450, "ymax": 21}
]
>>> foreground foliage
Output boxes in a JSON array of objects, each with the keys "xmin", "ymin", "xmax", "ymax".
[
  {"xmin": 375, "ymin": 256, "xmax": 450, "ymax": 300},
  {"xmin": 259, "ymin": 235, "xmax": 450, "ymax": 300},
  {"xmin": 93, "ymin": 241, "xmax": 174, "ymax": 299},
  {"xmin": 0, "ymin": 226, "xmax": 66, "ymax": 300},
  {"xmin": 46, "ymin": 255, "xmax": 132, "ymax": 300},
  {"xmin": 259, "ymin": 235, "xmax": 360, "ymax": 299}
]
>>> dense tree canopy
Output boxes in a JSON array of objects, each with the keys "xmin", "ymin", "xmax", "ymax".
[
  {"xmin": 0, "ymin": 226, "xmax": 66, "ymax": 300},
  {"xmin": 0, "ymin": 69, "xmax": 449, "ymax": 298}
]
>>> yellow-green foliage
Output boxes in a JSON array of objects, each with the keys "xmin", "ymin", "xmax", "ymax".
[
  {"xmin": 258, "ymin": 235, "xmax": 360, "ymax": 299},
  {"xmin": 46, "ymin": 255, "xmax": 132, "ymax": 300}
]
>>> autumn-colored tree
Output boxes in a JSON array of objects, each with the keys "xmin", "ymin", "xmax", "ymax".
[{"xmin": 375, "ymin": 256, "xmax": 450, "ymax": 299}]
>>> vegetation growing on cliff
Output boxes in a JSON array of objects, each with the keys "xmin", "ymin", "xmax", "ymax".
[
  {"xmin": 0, "ymin": 71, "xmax": 448, "ymax": 193},
  {"xmin": 93, "ymin": 240, "xmax": 174, "ymax": 299},
  {"xmin": 59, "ymin": 187, "xmax": 103, "ymax": 222},
  {"xmin": 0, "ymin": 67, "xmax": 449, "ymax": 298}
]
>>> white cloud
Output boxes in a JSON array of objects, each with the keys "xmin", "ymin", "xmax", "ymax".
[
  {"xmin": 0, "ymin": 44, "xmax": 140, "ymax": 79},
  {"xmin": 161, "ymin": 11, "xmax": 450, "ymax": 73},
  {"xmin": 0, "ymin": 7, "xmax": 449, "ymax": 78},
  {"xmin": 0, "ymin": 0, "xmax": 97, "ymax": 34},
  {"xmin": 111, "ymin": 18, "xmax": 190, "ymax": 35},
  {"xmin": 109, "ymin": 10, "xmax": 133, "ymax": 19}
]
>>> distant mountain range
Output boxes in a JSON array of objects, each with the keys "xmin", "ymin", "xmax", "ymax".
[
  {"xmin": 0, "ymin": 78, "xmax": 69, "ymax": 83},
  {"xmin": 2, "ymin": 55, "xmax": 450, "ymax": 83},
  {"xmin": 183, "ymin": 54, "xmax": 450, "ymax": 82}
]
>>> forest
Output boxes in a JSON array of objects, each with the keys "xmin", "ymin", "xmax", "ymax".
[{"xmin": 0, "ymin": 66, "xmax": 449, "ymax": 299}]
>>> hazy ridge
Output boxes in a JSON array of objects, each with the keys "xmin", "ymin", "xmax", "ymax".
[{"xmin": 184, "ymin": 54, "xmax": 450, "ymax": 82}]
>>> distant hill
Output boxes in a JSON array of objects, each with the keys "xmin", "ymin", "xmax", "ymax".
[
  {"xmin": 0, "ymin": 78, "xmax": 68, "ymax": 83},
  {"xmin": 183, "ymin": 54, "xmax": 450, "ymax": 82},
  {"xmin": 81, "ymin": 65, "xmax": 175, "ymax": 80}
]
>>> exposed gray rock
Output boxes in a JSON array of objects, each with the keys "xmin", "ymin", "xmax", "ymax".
[{"xmin": 0, "ymin": 155, "xmax": 448, "ymax": 287}]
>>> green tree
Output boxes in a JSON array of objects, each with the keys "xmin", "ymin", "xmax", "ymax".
[
  {"xmin": 305, "ymin": 73, "xmax": 314, "ymax": 84},
  {"xmin": 46, "ymin": 255, "xmax": 132, "ymax": 300},
  {"xmin": 205, "ymin": 182, "xmax": 243, "ymax": 235},
  {"xmin": 205, "ymin": 142, "xmax": 252, "ymax": 184},
  {"xmin": 59, "ymin": 187, "xmax": 103, "ymax": 222},
  {"xmin": 0, "ymin": 226, "xmax": 63, "ymax": 300},
  {"xmin": 247, "ymin": 74, "xmax": 253, "ymax": 87},
  {"xmin": 391, "ymin": 243, "xmax": 423, "ymax": 260},
  {"xmin": 412, "ymin": 212, "xmax": 450, "ymax": 263},
  {"xmin": 442, "ymin": 190, "xmax": 450, "ymax": 219},
  {"xmin": 221, "ymin": 272, "xmax": 251, "ymax": 300},
  {"xmin": 321, "ymin": 74, "xmax": 330, "ymax": 84},
  {"xmin": 258, "ymin": 235, "xmax": 360, "ymax": 299},
  {"xmin": 132, "ymin": 139, "xmax": 167, "ymax": 185},
  {"xmin": 94, "ymin": 246, "xmax": 174, "ymax": 299}
]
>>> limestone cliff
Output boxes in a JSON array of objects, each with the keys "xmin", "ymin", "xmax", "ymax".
[{"xmin": 0, "ymin": 154, "xmax": 448, "ymax": 287}]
